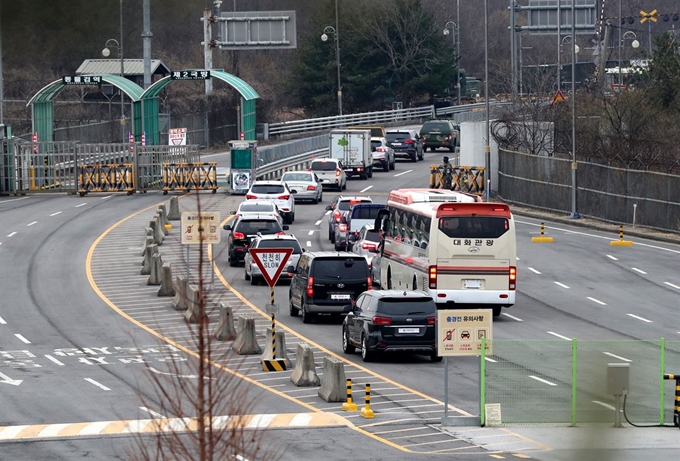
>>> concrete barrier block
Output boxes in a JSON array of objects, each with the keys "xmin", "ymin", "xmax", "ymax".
[
  {"xmin": 155, "ymin": 210, "xmax": 169, "ymax": 236},
  {"xmin": 214, "ymin": 302, "xmax": 237, "ymax": 341},
  {"xmin": 290, "ymin": 343, "xmax": 320, "ymax": 387},
  {"xmin": 147, "ymin": 253, "xmax": 163, "ymax": 285},
  {"xmin": 171, "ymin": 275, "xmax": 188, "ymax": 311},
  {"xmin": 141, "ymin": 244, "xmax": 158, "ymax": 276},
  {"xmin": 318, "ymin": 356, "xmax": 347, "ymax": 402},
  {"xmin": 184, "ymin": 285, "xmax": 207, "ymax": 324},
  {"xmin": 261, "ymin": 328, "xmax": 292, "ymax": 368},
  {"xmin": 153, "ymin": 214, "xmax": 165, "ymax": 244},
  {"xmin": 232, "ymin": 317, "xmax": 262, "ymax": 355},
  {"xmin": 167, "ymin": 196, "xmax": 180, "ymax": 221},
  {"xmin": 140, "ymin": 228, "xmax": 154, "ymax": 256},
  {"xmin": 158, "ymin": 204, "xmax": 172, "ymax": 230},
  {"xmin": 157, "ymin": 263, "xmax": 175, "ymax": 297}
]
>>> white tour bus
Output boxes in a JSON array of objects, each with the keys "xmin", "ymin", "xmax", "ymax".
[{"xmin": 375, "ymin": 189, "xmax": 517, "ymax": 316}]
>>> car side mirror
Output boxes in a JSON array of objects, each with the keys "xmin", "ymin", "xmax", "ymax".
[
  {"xmin": 290, "ymin": 189, "xmax": 297, "ymax": 194},
  {"xmin": 371, "ymin": 146, "xmax": 376, "ymax": 152},
  {"xmin": 348, "ymin": 234, "xmax": 357, "ymax": 242},
  {"xmin": 341, "ymin": 304, "xmax": 352, "ymax": 314},
  {"xmin": 282, "ymin": 225, "xmax": 289, "ymax": 231},
  {"xmin": 325, "ymin": 205, "xmax": 332, "ymax": 211},
  {"xmin": 286, "ymin": 265, "xmax": 296, "ymax": 274},
  {"xmin": 340, "ymin": 216, "xmax": 347, "ymax": 224},
  {"xmin": 223, "ymin": 224, "xmax": 232, "ymax": 231},
  {"xmin": 229, "ymin": 210, "xmax": 236, "ymax": 215}
]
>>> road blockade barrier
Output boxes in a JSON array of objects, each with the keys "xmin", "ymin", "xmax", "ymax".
[
  {"xmin": 167, "ymin": 197, "xmax": 181, "ymax": 221},
  {"xmin": 141, "ymin": 244, "xmax": 158, "ymax": 276},
  {"xmin": 184, "ymin": 285, "xmax": 207, "ymax": 324},
  {"xmin": 147, "ymin": 253, "xmax": 163, "ymax": 286},
  {"xmin": 531, "ymin": 222, "xmax": 554, "ymax": 243},
  {"xmin": 171, "ymin": 275, "xmax": 189, "ymax": 311},
  {"xmin": 140, "ymin": 228, "xmax": 154, "ymax": 256},
  {"xmin": 360, "ymin": 384, "xmax": 375, "ymax": 419},
  {"xmin": 214, "ymin": 302, "xmax": 237, "ymax": 341},
  {"xmin": 428, "ymin": 164, "xmax": 485, "ymax": 195},
  {"xmin": 663, "ymin": 374, "xmax": 680, "ymax": 427},
  {"xmin": 232, "ymin": 316, "xmax": 262, "ymax": 355},
  {"xmin": 261, "ymin": 328, "xmax": 291, "ymax": 369},
  {"xmin": 318, "ymin": 357, "xmax": 347, "ymax": 402},
  {"xmin": 77, "ymin": 163, "xmax": 135, "ymax": 197},
  {"xmin": 290, "ymin": 343, "xmax": 320, "ymax": 387},
  {"xmin": 161, "ymin": 162, "xmax": 218, "ymax": 195},
  {"xmin": 158, "ymin": 204, "xmax": 172, "ymax": 230},
  {"xmin": 610, "ymin": 225, "xmax": 633, "ymax": 247},
  {"xmin": 157, "ymin": 263, "xmax": 175, "ymax": 297}
]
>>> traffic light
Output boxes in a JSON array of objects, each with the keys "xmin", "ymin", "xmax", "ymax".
[{"xmin": 662, "ymin": 14, "xmax": 680, "ymax": 22}]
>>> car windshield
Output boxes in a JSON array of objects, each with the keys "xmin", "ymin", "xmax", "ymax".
[
  {"xmin": 250, "ymin": 184, "xmax": 285, "ymax": 194},
  {"xmin": 257, "ymin": 239, "xmax": 302, "ymax": 253},
  {"xmin": 338, "ymin": 199, "xmax": 371, "ymax": 211},
  {"xmin": 239, "ymin": 202, "xmax": 275, "ymax": 212},
  {"xmin": 385, "ymin": 133, "xmax": 411, "ymax": 142},
  {"xmin": 311, "ymin": 161, "xmax": 337, "ymax": 171},
  {"xmin": 423, "ymin": 122, "xmax": 450, "ymax": 132},
  {"xmin": 313, "ymin": 258, "xmax": 368, "ymax": 278},
  {"xmin": 235, "ymin": 219, "xmax": 281, "ymax": 235},
  {"xmin": 377, "ymin": 298, "xmax": 435, "ymax": 315},
  {"xmin": 282, "ymin": 173, "xmax": 313, "ymax": 182}
]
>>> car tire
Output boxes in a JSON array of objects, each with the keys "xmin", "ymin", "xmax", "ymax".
[
  {"xmin": 301, "ymin": 301, "xmax": 312, "ymax": 324},
  {"xmin": 334, "ymin": 241, "xmax": 343, "ymax": 251},
  {"xmin": 250, "ymin": 274, "xmax": 258, "ymax": 286},
  {"xmin": 493, "ymin": 306, "xmax": 502, "ymax": 317},
  {"xmin": 244, "ymin": 267, "xmax": 250, "ymax": 281},
  {"xmin": 361, "ymin": 333, "xmax": 373, "ymax": 362},
  {"xmin": 289, "ymin": 297, "xmax": 299, "ymax": 317},
  {"xmin": 342, "ymin": 181, "xmax": 347, "ymax": 190},
  {"xmin": 330, "ymin": 230, "xmax": 336, "ymax": 243},
  {"xmin": 229, "ymin": 250, "xmax": 238, "ymax": 267},
  {"xmin": 390, "ymin": 158, "xmax": 396, "ymax": 170},
  {"xmin": 318, "ymin": 192, "xmax": 323, "ymax": 202},
  {"xmin": 411, "ymin": 153, "xmax": 417, "ymax": 162},
  {"xmin": 342, "ymin": 326, "xmax": 355, "ymax": 354},
  {"xmin": 368, "ymin": 167, "xmax": 373, "ymax": 178},
  {"xmin": 285, "ymin": 213, "xmax": 294, "ymax": 225},
  {"xmin": 383, "ymin": 161, "xmax": 389, "ymax": 172},
  {"xmin": 431, "ymin": 352, "xmax": 443, "ymax": 362}
]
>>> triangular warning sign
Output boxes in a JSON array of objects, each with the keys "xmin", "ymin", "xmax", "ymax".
[
  {"xmin": 249, "ymin": 248, "xmax": 294, "ymax": 287},
  {"xmin": 551, "ymin": 90, "xmax": 566, "ymax": 106}
]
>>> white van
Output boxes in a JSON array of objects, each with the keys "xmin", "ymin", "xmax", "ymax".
[{"xmin": 310, "ymin": 158, "xmax": 347, "ymax": 191}]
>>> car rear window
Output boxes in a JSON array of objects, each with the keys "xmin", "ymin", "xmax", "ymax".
[
  {"xmin": 311, "ymin": 161, "xmax": 337, "ymax": 171},
  {"xmin": 338, "ymin": 199, "xmax": 371, "ymax": 211},
  {"xmin": 312, "ymin": 257, "xmax": 368, "ymax": 278},
  {"xmin": 250, "ymin": 184, "xmax": 285, "ymax": 194},
  {"xmin": 377, "ymin": 298, "xmax": 436, "ymax": 315},
  {"xmin": 257, "ymin": 239, "xmax": 302, "ymax": 254},
  {"xmin": 235, "ymin": 219, "xmax": 281, "ymax": 234},
  {"xmin": 364, "ymin": 229, "xmax": 380, "ymax": 242},
  {"xmin": 385, "ymin": 133, "xmax": 411, "ymax": 142},
  {"xmin": 350, "ymin": 206, "xmax": 384, "ymax": 220},
  {"xmin": 239, "ymin": 202, "xmax": 275, "ymax": 212},
  {"xmin": 422, "ymin": 122, "xmax": 450, "ymax": 132},
  {"xmin": 370, "ymin": 140, "xmax": 383, "ymax": 149},
  {"xmin": 282, "ymin": 173, "xmax": 313, "ymax": 182}
]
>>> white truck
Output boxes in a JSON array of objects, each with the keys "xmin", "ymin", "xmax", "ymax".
[{"xmin": 329, "ymin": 129, "xmax": 372, "ymax": 180}]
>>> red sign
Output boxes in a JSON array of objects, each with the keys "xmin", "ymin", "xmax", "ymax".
[
  {"xmin": 129, "ymin": 132, "xmax": 135, "ymax": 152},
  {"xmin": 551, "ymin": 90, "xmax": 566, "ymax": 106},
  {"xmin": 239, "ymin": 131, "xmax": 245, "ymax": 140},
  {"xmin": 32, "ymin": 132, "xmax": 38, "ymax": 153},
  {"xmin": 249, "ymin": 248, "xmax": 293, "ymax": 287}
]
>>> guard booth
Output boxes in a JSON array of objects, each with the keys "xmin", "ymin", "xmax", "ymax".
[{"xmin": 229, "ymin": 140, "xmax": 257, "ymax": 195}]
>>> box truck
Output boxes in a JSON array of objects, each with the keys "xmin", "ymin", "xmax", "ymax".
[{"xmin": 329, "ymin": 129, "xmax": 372, "ymax": 180}]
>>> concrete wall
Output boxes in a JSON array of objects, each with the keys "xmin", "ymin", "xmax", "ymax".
[{"xmin": 460, "ymin": 121, "xmax": 499, "ymax": 194}]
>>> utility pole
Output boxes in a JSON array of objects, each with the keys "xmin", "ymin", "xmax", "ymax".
[{"xmin": 142, "ymin": 0, "xmax": 152, "ymax": 89}]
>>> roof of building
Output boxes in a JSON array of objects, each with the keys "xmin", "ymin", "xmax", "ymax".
[{"xmin": 76, "ymin": 59, "xmax": 170, "ymax": 76}]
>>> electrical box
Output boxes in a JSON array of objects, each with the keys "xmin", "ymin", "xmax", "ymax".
[{"xmin": 607, "ymin": 363, "xmax": 630, "ymax": 395}]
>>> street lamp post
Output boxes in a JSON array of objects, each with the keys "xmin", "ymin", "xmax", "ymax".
[
  {"xmin": 321, "ymin": 0, "xmax": 342, "ymax": 116},
  {"xmin": 443, "ymin": 21, "xmax": 461, "ymax": 105},
  {"xmin": 560, "ymin": 35, "xmax": 579, "ymax": 87},
  {"xmin": 102, "ymin": 38, "xmax": 125, "ymax": 142}
]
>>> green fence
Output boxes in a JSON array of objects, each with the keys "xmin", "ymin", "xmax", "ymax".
[{"xmin": 481, "ymin": 339, "xmax": 680, "ymax": 426}]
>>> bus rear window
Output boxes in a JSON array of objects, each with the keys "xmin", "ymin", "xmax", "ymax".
[{"xmin": 438, "ymin": 217, "xmax": 509, "ymax": 239}]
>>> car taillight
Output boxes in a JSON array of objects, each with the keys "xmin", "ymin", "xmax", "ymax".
[
  {"xmin": 377, "ymin": 147, "xmax": 386, "ymax": 152},
  {"xmin": 404, "ymin": 139, "xmax": 414, "ymax": 145},
  {"xmin": 335, "ymin": 168, "xmax": 342, "ymax": 177},
  {"xmin": 429, "ymin": 265, "xmax": 437, "ymax": 289},
  {"xmin": 426, "ymin": 316, "xmax": 436, "ymax": 325},
  {"xmin": 509, "ymin": 266, "xmax": 516, "ymax": 290},
  {"xmin": 372, "ymin": 316, "xmax": 392, "ymax": 325},
  {"xmin": 367, "ymin": 277, "xmax": 372, "ymax": 290},
  {"xmin": 333, "ymin": 210, "xmax": 341, "ymax": 222},
  {"xmin": 278, "ymin": 195, "xmax": 290, "ymax": 200},
  {"xmin": 275, "ymin": 231, "xmax": 285, "ymax": 235},
  {"xmin": 339, "ymin": 223, "xmax": 348, "ymax": 232},
  {"xmin": 307, "ymin": 276, "xmax": 314, "ymax": 297},
  {"xmin": 362, "ymin": 243, "xmax": 377, "ymax": 250},
  {"xmin": 307, "ymin": 185, "xmax": 316, "ymax": 191},
  {"xmin": 447, "ymin": 133, "xmax": 453, "ymax": 140},
  {"xmin": 246, "ymin": 194, "xmax": 257, "ymax": 200},
  {"xmin": 233, "ymin": 231, "xmax": 245, "ymax": 239}
]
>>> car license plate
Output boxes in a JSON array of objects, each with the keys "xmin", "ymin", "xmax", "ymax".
[
  {"xmin": 331, "ymin": 294, "xmax": 350, "ymax": 300},
  {"xmin": 464, "ymin": 279, "xmax": 482, "ymax": 289},
  {"xmin": 398, "ymin": 328, "xmax": 420, "ymax": 334},
  {"xmin": 392, "ymin": 142, "xmax": 402, "ymax": 146}
]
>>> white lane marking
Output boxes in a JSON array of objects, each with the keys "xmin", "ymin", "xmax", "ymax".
[
  {"xmin": 554, "ymin": 281, "xmax": 570, "ymax": 289},
  {"xmin": 306, "ymin": 241, "xmax": 312, "ymax": 247},
  {"xmin": 501, "ymin": 313, "xmax": 523, "ymax": 322},
  {"xmin": 592, "ymin": 400, "xmax": 616, "ymax": 411},
  {"xmin": 603, "ymin": 352, "xmax": 631, "ymax": 362},
  {"xmin": 324, "ymin": 210, "xmax": 331, "ymax": 215},
  {"xmin": 529, "ymin": 375, "xmax": 557, "ymax": 386},
  {"xmin": 0, "ymin": 316, "xmax": 5, "ymax": 324},
  {"xmin": 547, "ymin": 331, "xmax": 572, "ymax": 341},
  {"xmin": 394, "ymin": 169, "xmax": 412, "ymax": 177},
  {"xmin": 606, "ymin": 254, "xmax": 618, "ymax": 261},
  {"xmin": 139, "ymin": 406, "xmax": 165, "ymax": 419},
  {"xmin": 0, "ymin": 197, "xmax": 28, "ymax": 202},
  {"xmin": 627, "ymin": 313, "xmax": 652, "ymax": 323},
  {"xmin": 587, "ymin": 297, "xmax": 607, "ymax": 306},
  {"xmin": 360, "ymin": 185, "xmax": 373, "ymax": 193},
  {"xmin": 7, "ymin": 232, "xmax": 17, "ymax": 237},
  {"xmin": 484, "ymin": 357, "xmax": 497, "ymax": 363},
  {"xmin": 45, "ymin": 355, "xmax": 65, "ymax": 366},
  {"xmin": 315, "ymin": 220, "xmax": 322, "ymax": 226},
  {"xmin": 664, "ymin": 282, "xmax": 680, "ymax": 290},
  {"xmin": 101, "ymin": 195, "xmax": 113, "ymax": 200},
  {"xmin": 527, "ymin": 267, "xmax": 541, "ymax": 274},
  {"xmin": 515, "ymin": 219, "xmax": 680, "ymax": 254},
  {"xmin": 15, "ymin": 334, "xmax": 31, "ymax": 344},
  {"xmin": 307, "ymin": 230, "xmax": 314, "ymax": 236},
  {"xmin": 75, "ymin": 203, "xmax": 87, "ymax": 208},
  {"xmin": 27, "ymin": 221, "xmax": 38, "ymax": 227},
  {"xmin": 85, "ymin": 378, "xmax": 111, "ymax": 391},
  {"xmin": 50, "ymin": 211, "xmax": 62, "ymax": 216},
  {"xmin": 289, "ymin": 413, "xmax": 313, "ymax": 427},
  {"xmin": 631, "ymin": 267, "xmax": 647, "ymax": 275},
  {"xmin": 516, "ymin": 256, "xmax": 520, "ymax": 261}
]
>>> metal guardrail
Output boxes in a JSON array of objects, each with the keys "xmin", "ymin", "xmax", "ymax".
[
  {"xmin": 256, "ymin": 135, "xmax": 328, "ymax": 166},
  {"xmin": 255, "ymin": 148, "xmax": 328, "ymax": 180}
]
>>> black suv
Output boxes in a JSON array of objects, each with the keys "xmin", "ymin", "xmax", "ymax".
[
  {"xmin": 223, "ymin": 216, "xmax": 288, "ymax": 267},
  {"xmin": 385, "ymin": 129, "xmax": 424, "ymax": 162},
  {"xmin": 341, "ymin": 290, "xmax": 440, "ymax": 362},
  {"xmin": 419, "ymin": 119, "xmax": 459, "ymax": 152},
  {"xmin": 288, "ymin": 252, "xmax": 371, "ymax": 323}
]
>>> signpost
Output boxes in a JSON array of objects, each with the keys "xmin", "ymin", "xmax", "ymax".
[
  {"xmin": 228, "ymin": 140, "xmax": 257, "ymax": 195},
  {"xmin": 437, "ymin": 309, "xmax": 493, "ymax": 426},
  {"xmin": 168, "ymin": 128, "xmax": 187, "ymax": 146},
  {"xmin": 249, "ymin": 248, "xmax": 293, "ymax": 372},
  {"xmin": 180, "ymin": 211, "xmax": 221, "ymax": 285}
]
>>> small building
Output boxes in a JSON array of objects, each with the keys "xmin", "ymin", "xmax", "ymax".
[{"xmin": 75, "ymin": 59, "xmax": 170, "ymax": 98}]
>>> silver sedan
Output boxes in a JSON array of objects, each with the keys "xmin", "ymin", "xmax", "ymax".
[{"xmin": 281, "ymin": 171, "xmax": 323, "ymax": 204}]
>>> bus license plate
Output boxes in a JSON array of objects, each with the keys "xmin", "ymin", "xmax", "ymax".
[
  {"xmin": 331, "ymin": 294, "xmax": 350, "ymax": 300},
  {"xmin": 464, "ymin": 279, "xmax": 481, "ymax": 289},
  {"xmin": 398, "ymin": 328, "xmax": 419, "ymax": 334}
]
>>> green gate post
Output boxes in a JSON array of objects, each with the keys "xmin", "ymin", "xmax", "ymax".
[
  {"xmin": 572, "ymin": 338, "xmax": 577, "ymax": 426},
  {"xmin": 660, "ymin": 337, "xmax": 666, "ymax": 425}
]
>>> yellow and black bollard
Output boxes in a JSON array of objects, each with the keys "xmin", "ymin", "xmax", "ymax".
[
  {"xmin": 261, "ymin": 287, "xmax": 287, "ymax": 372},
  {"xmin": 531, "ymin": 222, "xmax": 554, "ymax": 243},
  {"xmin": 610, "ymin": 225, "xmax": 633, "ymax": 247},
  {"xmin": 664, "ymin": 374, "xmax": 680, "ymax": 428},
  {"xmin": 271, "ymin": 313, "xmax": 276, "ymax": 360},
  {"xmin": 360, "ymin": 383, "xmax": 375, "ymax": 419},
  {"xmin": 341, "ymin": 379, "xmax": 358, "ymax": 411}
]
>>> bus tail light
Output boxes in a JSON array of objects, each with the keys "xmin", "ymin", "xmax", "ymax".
[
  {"xmin": 307, "ymin": 276, "xmax": 314, "ymax": 297},
  {"xmin": 428, "ymin": 265, "xmax": 437, "ymax": 289},
  {"xmin": 372, "ymin": 316, "xmax": 392, "ymax": 325},
  {"xmin": 509, "ymin": 266, "xmax": 516, "ymax": 290}
]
